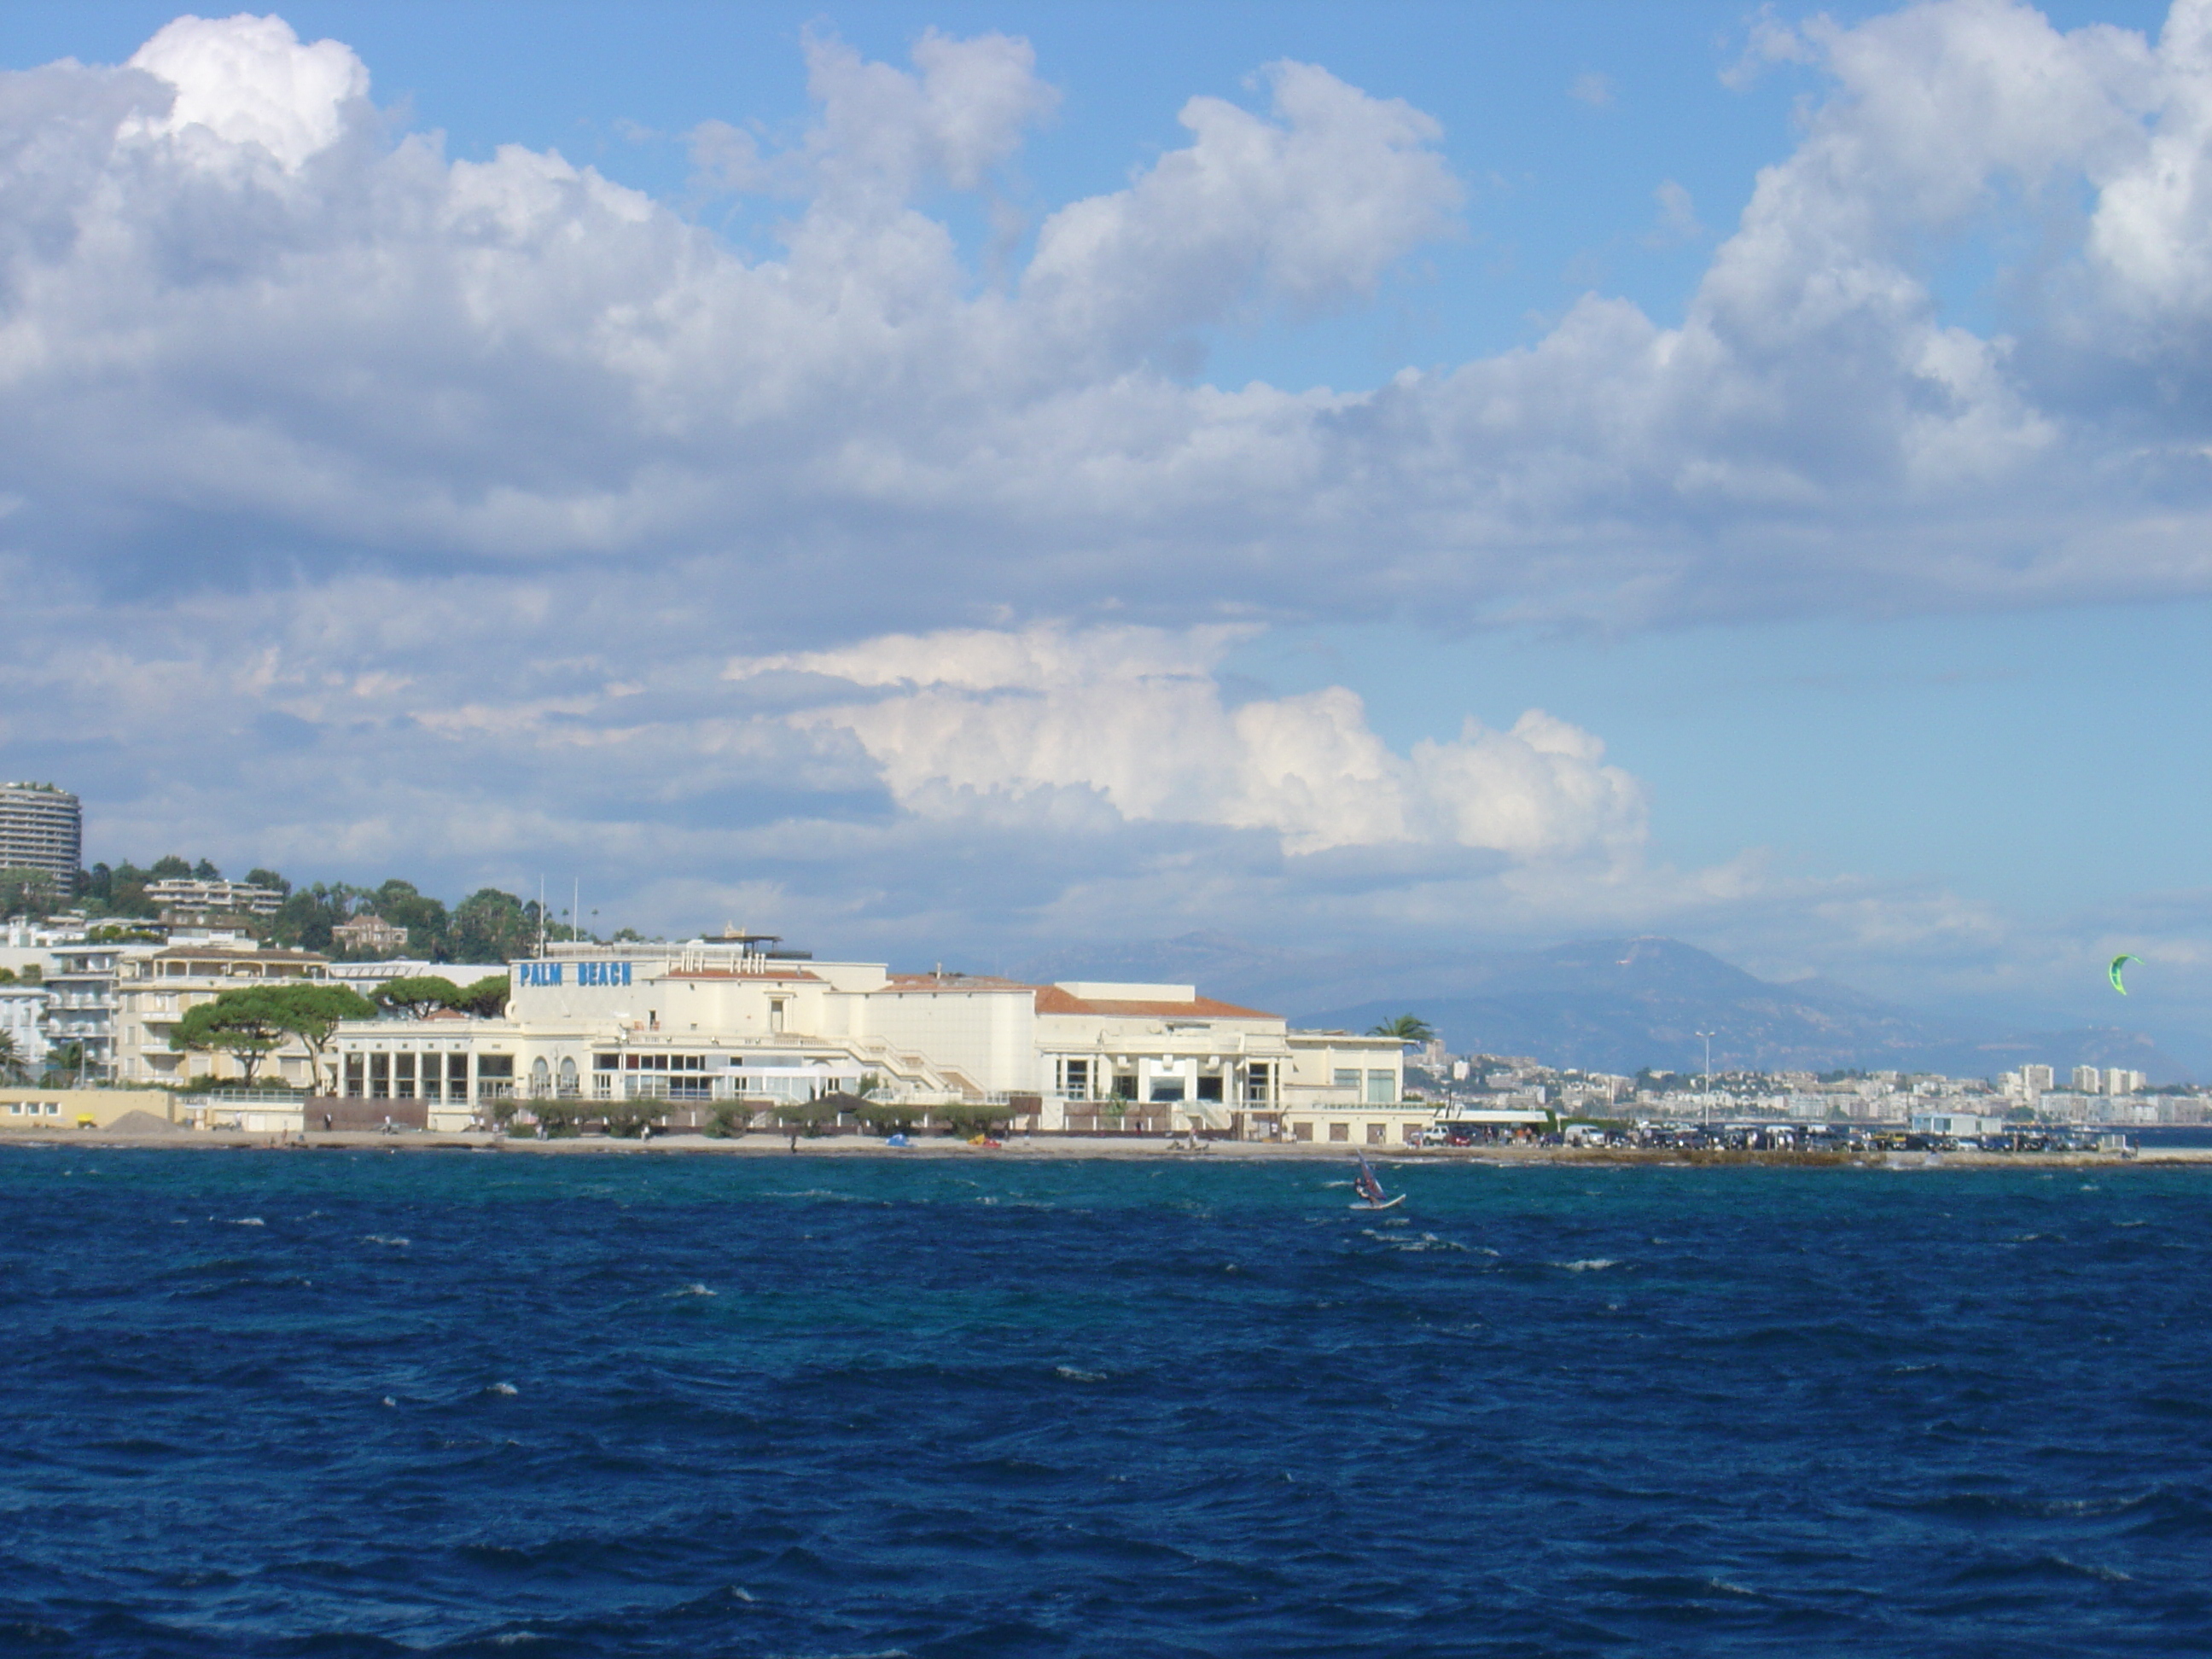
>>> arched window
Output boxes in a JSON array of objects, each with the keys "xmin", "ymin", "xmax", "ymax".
[
  {"xmin": 558, "ymin": 1056, "xmax": 579, "ymax": 1098},
  {"xmin": 530, "ymin": 1056, "xmax": 550, "ymax": 1097}
]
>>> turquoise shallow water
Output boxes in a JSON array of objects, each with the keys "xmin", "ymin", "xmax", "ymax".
[{"xmin": 1, "ymin": 1149, "xmax": 2209, "ymax": 1656}]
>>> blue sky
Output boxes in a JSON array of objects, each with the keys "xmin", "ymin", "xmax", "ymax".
[
  {"xmin": 1234, "ymin": 598, "xmax": 2208, "ymax": 905},
  {"xmin": 2, "ymin": 1, "xmax": 2209, "ymax": 1051}
]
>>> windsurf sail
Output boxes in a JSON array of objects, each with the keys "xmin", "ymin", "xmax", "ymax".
[{"xmin": 1353, "ymin": 1152, "xmax": 1388, "ymax": 1207}]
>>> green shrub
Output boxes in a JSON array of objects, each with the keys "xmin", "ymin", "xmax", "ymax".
[
  {"xmin": 531, "ymin": 1101, "xmax": 584, "ymax": 1138},
  {"xmin": 771, "ymin": 1099, "xmax": 842, "ymax": 1137},
  {"xmin": 938, "ymin": 1103, "xmax": 1011, "ymax": 1138},
  {"xmin": 858, "ymin": 1100, "xmax": 923, "ymax": 1134}
]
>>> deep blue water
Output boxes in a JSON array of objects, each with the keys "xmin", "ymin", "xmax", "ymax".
[{"xmin": 2, "ymin": 1150, "xmax": 2209, "ymax": 1657}]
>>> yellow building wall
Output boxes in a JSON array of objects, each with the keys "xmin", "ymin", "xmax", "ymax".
[
  {"xmin": 1282, "ymin": 1107, "xmax": 1436, "ymax": 1148},
  {"xmin": 0, "ymin": 1089, "xmax": 176, "ymax": 1129}
]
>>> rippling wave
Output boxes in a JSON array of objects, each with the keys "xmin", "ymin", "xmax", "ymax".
[{"xmin": 2, "ymin": 1150, "xmax": 2209, "ymax": 1655}]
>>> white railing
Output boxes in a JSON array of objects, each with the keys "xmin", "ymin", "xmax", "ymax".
[
  {"xmin": 840, "ymin": 1035, "xmax": 986, "ymax": 1100},
  {"xmin": 1281, "ymin": 1088, "xmax": 1396, "ymax": 1109}
]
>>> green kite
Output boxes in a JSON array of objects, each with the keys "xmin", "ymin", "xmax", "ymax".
[{"xmin": 2110, "ymin": 953, "xmax": 2141, "ymax": 995}]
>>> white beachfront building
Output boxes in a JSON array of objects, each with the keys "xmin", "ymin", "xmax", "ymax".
[{"xmin": 323, "ymin": 937, "xmax": 1411, "ymax": 1138}]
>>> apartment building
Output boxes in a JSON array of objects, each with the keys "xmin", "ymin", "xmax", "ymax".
[
  {"xmin": 44, "ymin": 941, "xmax": 158, "ymax": 1081},
  {"xmin": 0, "ymin": 983, "xmax": 48, "ymax": 1074},
  {"xmin": 0, "ymin": 783, "xmax": 80, "ymax": 888},
  {"xmin": 113, "ymin": 941, "xmax": 331, "ymax": 1086},
  {"xmin": 143, "ymin": 878, "xmax": 284, "ymax": 923}
]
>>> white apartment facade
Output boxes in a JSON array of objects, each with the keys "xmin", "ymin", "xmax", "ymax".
[
  {"xmin": 143, "ymin": 878, "xmax": 284, "ymax": 922},
  {"xmin": 44, "ymin": 940, "xmax": 159, "ymax": 1080},
  {"xmin": 0, "ymin": 984, "xmax": 49, "ymax": 1074},
  {"xmin": 326, "ymin": 940, "xmax": 1410, "ymax": 1136}
]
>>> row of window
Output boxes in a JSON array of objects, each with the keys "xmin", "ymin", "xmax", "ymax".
[
  {"xmin": 342, "ymin": 1051, "xmax": 515, "ymax": 1101},
  {"xmin": 341, "ymin": 1048, "xmax": 809, "ymax": 1096},
  {"xmin": 330, "ymin": 1047, "xmax": 1394, "ymax": 1106},
  {"xmin": 1053, "ymin": 1058, "xmax": 1279, "ymax": 1103},
  {"xmin": 1051, "ymin": 1060, "xmax": 1394, "ymax": 1105}
]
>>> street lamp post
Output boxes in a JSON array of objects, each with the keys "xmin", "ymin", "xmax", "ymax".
[{"xmin": 1696, "ymin": 1030, "xmax": 1714, "ymax": 1130}]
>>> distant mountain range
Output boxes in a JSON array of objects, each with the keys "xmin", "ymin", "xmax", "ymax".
[{"xmin": 1016, "ymin": 933, "xmax": 2190, "ymax": 1082}]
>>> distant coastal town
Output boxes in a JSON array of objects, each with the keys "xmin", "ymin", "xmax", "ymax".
[{"xmin": 2, "ymin": 780, "xmax": 2201, "ymax": 1153}]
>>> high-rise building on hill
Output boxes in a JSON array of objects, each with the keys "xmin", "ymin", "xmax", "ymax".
[{"xmin": 0, "ymin": 783, "xmax": 80, "ymax": 888}]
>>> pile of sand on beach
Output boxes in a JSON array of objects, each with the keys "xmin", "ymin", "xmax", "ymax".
[{"xmin": 99, "ymin": 1109, "xmax": 183, "ymax": 1136}]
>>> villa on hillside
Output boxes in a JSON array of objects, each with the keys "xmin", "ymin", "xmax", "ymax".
[{"xmin": 333, "ymin": 914, "xmax": 410, "ymax": 954}]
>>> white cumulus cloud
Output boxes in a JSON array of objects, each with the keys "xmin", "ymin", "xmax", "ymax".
[
  {"xmin": 732, "ymin": 626, "xmax": 1645, "ymax": 860},
  {"xmin": 125, "ymin": 13, "xmax": 368, "ymax": 170},
  {"xmin": 8, "ymin": 3, "xmax": 2212, "ymax": 632}
]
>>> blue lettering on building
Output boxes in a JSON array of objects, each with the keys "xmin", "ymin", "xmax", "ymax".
[{"xmin": 516, "ymin": 960, "xmax": 633, "ymax": 988}]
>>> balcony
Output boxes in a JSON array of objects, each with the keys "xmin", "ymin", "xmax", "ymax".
[
  {"xmin": 614, "ymin": 1075, "xmax": 719, "ymax": 1102},
  {"xmin": 1282, "ymin": 1087, "xmax": 1370, "ymax": 1109}
]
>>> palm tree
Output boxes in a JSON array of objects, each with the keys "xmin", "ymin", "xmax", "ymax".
[
  {"xmin": 0, "ymin": 1030, "xmax": 22, "ymax": 1084},
  {"xmin": 1368, "ymin": 1014, "xmax": 1435, "ymax": 1045}
]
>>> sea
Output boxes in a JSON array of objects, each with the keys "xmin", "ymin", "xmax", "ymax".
[{"xmin": 2, "ymin": 1149, "xmax": 2209, "ymax": 1658}]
